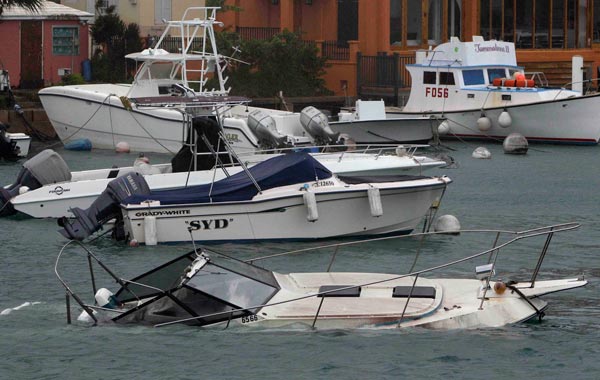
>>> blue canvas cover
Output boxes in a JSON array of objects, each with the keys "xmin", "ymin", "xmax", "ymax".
[{"xmin": 124, "ymin": 152, "xmax": 333, "ymax": 205}]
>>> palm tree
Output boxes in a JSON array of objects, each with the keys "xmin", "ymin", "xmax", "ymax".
[{"xmin": 0, "ymin": 0, "xmax": 43, "ymax": 16}]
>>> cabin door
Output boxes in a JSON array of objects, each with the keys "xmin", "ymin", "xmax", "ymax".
[{"xmin": 20, "ymin": 21, "xmax": 43, "ymax": 89}]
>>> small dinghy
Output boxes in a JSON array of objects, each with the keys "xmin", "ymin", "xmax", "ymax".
[{"xmin": 55, "ymin": 222, "xmax": 587, "ymax": 330}]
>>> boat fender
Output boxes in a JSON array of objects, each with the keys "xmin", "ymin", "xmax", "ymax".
[
  {"xmin": 144, "ymin": 215, "xmax": 158, "ymax": 245},
  {"xmin": 368, "ymin": 187, "xmax": 383, "ymax": 217},
  {"xmin": 477, "ymin": 115, "xmax": 492, "ymax": 131},
  {"xmin": 116, "ymin": 141, "xmax": 130, "ymax": 153},
  {"xmin": 437, "ymin": 120, "xmax": 450, "ymax": 135},
  {"xmin": 18, "ymin": 186, "xmax": 29, "ymax": 195},
  {"xmin": 503, "ymin": 133, "xmax": 528, "ymax": 155},
  {"xmin": 433, "ymin": 214, "xmax": 461, "ymax": 234},
  {"xmin": 395, "ymin": 145, "xmax": 407, "ymax": 156},
  {"xmin": 95, "ymin": 288, "xmax": 119, "ymax": 309},
  {"xmin": 472, "ymin": 147, "xmax": 491, "ymax": 159},
  {"xmin": 493, "ymin": 281, "xmax": 507, "ymax": 295},
  {"xmin": 303, "ymin": 191, "xmax": 318, "ymax": 222},
  {"xmin": 498, "ymin": 110, "xmax": 512, "ymax": 128}
]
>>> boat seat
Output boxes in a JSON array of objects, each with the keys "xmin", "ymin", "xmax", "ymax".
[
  {"xmin": 318, "ymin": 285, "xmax": 361, "ymax": 297},
  {"xmin": 392, "ymin": 286, "xmax": 436, "ymax": 299}
]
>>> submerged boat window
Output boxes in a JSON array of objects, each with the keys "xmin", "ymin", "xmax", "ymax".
[
  {"xmin": 439, "ymin": 72, "xmax": 455, "ymax": 85},
  {"xmin": 423, "ymin": 71, "xmax": 437, "ymax": 84},
  {"xmin": 487, "ymin": 68, "xmax": 507, "ymax": 82},
  {"xmin": 462, "ymin": 69, "xmax": 485, "ymax": 85},
  {"xmin": 187, "ymin": 262, "xmax": 278, "ymax": 312}
]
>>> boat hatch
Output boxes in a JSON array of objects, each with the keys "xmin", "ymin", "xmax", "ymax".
[
  {"xmin": 318, "ymin": 285, "xmax": 361, "ymax": 298},
  {"xmin": 392, "ymin": 286, "xmax": 436, "ymax": 299}
]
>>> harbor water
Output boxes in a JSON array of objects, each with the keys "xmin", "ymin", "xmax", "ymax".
[{"xmin": 0, "ymin": 141, "xmax": 599, "ymax": 379}]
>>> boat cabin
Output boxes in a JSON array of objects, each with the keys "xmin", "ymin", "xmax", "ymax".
[
  {"xmin": 402, "ymin": 36, "xmax": 579, "ymax": 113},
  {"xmin": 112, "ymin": 251, "xmax": 280, "ymax": 326}
]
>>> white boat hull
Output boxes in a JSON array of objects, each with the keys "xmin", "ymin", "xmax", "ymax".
[
  {"xmin": 393, "ymin": 94, "xmax": 600, "ymax": 145},
  {"xmin": 329, "ymin": 117, "xmax": 435, "ymax": 144},
  {"xmin": 123, "ymin": 178, "xmax": 449, "ymax": 244},
  {"xmin": 39, "ymin": 85, "xmax": 185, "ymax": 153}
]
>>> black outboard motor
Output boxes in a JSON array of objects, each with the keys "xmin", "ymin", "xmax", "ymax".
[
  {"xmin": 0, "ymin": 149, "xmax": 71, "ymax": 217},
  {"xmin": 58, "ymin": 172, "xmax": 151, "ymax": 241},
  {"xmin": 171, "ymin": 116, "xmax": 237, "ymax": 172},
  {"xmin": 0, "ymin": 122, "xmax": 20, "ymax": 162}
]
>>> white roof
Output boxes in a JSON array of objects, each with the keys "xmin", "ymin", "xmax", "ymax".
[{"xmin": 0, "ymin": 0, "xmax": 93, "ymax": 21}]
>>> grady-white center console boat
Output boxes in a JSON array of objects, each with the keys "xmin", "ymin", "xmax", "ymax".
[{"xmin": 56, "ymin": 223, "xmax": 587, "ymax": 330}]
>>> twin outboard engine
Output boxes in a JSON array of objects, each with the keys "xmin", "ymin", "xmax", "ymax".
[
  {"xmin": 247, "ymin": 109, "xmax": 291, "ymax": 150},
  {"xmin": 58, "ymin": 172, "xmax": 151, "ymax": 241},
  {"xmin": 299, "ymin": 106, "xmax": 340, "ymax": 146},
  {"xmin": 0, "ymin": 122, "xmax": 20, "ymax": 161},
  {"xmin": 0, "ymin": 149, "xmax": 71, "ymax": 217}
]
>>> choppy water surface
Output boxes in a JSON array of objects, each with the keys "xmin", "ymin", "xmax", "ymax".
[{"xmin": 1, "ymin": 141, "xmax": 599, "ymax": 379}]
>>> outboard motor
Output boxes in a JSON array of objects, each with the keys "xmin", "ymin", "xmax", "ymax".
[
  {"xmin": 0, "ymin": 149, "xmax": 71, "ymax": 217},
  {"xmin": 58, "ymin": 172, "xmax": 151, "ymax": 241},
  {"xmin": 247, "ymin": 109, "xmax": 291, "ymax": 150},
  {"xmin": 0, "ymin": 122, "xmax": 20, "ymax": 162},
  {"xmin": 299, "ymin": 106, "xmax": 340, "ymax": 146},
  {"xmin": 171, "ymin": 116, "xmax": 237, "ymax": 172}
]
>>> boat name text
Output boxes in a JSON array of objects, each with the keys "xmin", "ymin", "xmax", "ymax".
[
  {"xmin": 425, "ymin": 87, "xmax": 449, "ymax": 98},
  {"xmin": 474, "ymin": 43, "xmax": 510, "ymax": 53},
  {"xmin": 187, "ymin": 218, "xmax": 231, "ymax": 231}
]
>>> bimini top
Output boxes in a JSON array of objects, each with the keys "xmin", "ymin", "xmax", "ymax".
[
  {"xmin": 411, "ymin": 36, "xmax": 517, "ymax": 68},
  {"xmin": 124, "ymin": 152, "xmax": 333, "ymax": 206}
]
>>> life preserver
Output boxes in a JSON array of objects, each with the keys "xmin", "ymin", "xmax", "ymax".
[{"xmin": 491, "ymin": 77, "xmax": 534, "ymax": 87}]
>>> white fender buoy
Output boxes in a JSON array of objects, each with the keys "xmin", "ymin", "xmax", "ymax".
[
  {"xmin": 477, "ymin": 115, "xmax": 492, "ymax": 131},
  {"xmin": 303, "ymin": 191, "xmax": 318, "ymax": 222},
  {"xmin": 77, "ymin": 310, "xmax": 96, "ymax": 323},
  {"xmin": 433, "ymin": 215, "xmax": 461, "ymax": 234},
  {"xmin": 438, "ymin": 120, "xmax": 450, "ymax": 135},
  {"xmin": 116, "ymin": 141, "xmax": 131, "ymax": 153},
  {"xmin": 368, "ymin": 187, "xmax": 383, "ymax": 217},
  {"xmin": 503, "ymin": 133, "xmax": 528, "ymax": 154},
  {"xmin": 472, "ymin": 147, "xmax": 491, "ymax": 159},
  {"xmin": 18, "ymin": 186, "xmax": 29, "ymax": 195},
  {"xmin": 129, "ymin": 239, "xmax": 139, "ymax": 247},
  {"xmin": 498, "ymin": 110, "xmax": 512, "ymax": 128},
  {"xmin": 144, "ymin": 216, "xmax": 158, "ymax": 245},
  {"xmin": 95, "ymin": 288, "xmax": 117, "ymax": 308},
  {"xmin": 395, "ymin": 145, "xmax": 407, "ymax": 156}
]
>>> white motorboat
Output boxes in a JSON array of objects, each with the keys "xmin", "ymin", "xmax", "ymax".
[
  {"xmin": 58, "ymin": 151, "xmax": 451, "ymax": 244},
  {"xmin": 39, "ymin": 7, "xmax": 429, "ymax": 154},
  {"xmin": 0, "ymin": 137, "xmax": 447, "ymax": 219},
  {"xmin": 0, "ymin": 122, "xmax": 30, "ymax": 160},
  {"xmin": 388, "ymin": 36, "xmax": 600, "ymax": 145},
  {"xmin": 55, "ymin": 222, "xmax": 587, "ymax": 330},
  {"xmin": 328, "ymin": 99, "xmax": 436, "ymax": 144}
]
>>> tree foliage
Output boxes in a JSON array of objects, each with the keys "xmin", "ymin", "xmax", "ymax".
[
  {"xmin": 212, "ymin": 30, "xmax": 332, "ymax": 98},
  {"xmin": 0, "ymin": 0, "xmax": 42, "ymax": 16},
  {"xmin": 90, "ymin": 4, "xmax": 142, "ymax": 83}
]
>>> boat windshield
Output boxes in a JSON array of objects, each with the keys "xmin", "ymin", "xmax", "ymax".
[{"xmin": 185, "ymin": 254, "xmax": 280, "ymax": 312}]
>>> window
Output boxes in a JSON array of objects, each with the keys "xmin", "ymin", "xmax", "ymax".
[
  {"xmin": 424, "ymin": 71, "xmax": 437, "ymax": 84},
  {"xmin": 407, "ymin": 0, "xmax": 422, "ymax": 46},
  {"xmin": 52, "ymin": 27, "xmax": 79, "ymax": 56},
  {"xmin": 155, "ymin": 0, "xmax": 172, "ymax": 25},
  {"xmin": 462, "ymin": 70, "xmax": 485, "ymax": 85},
  {"xmin": 480, "ymin": 0, "xmax": 590, "ymax": 49},
  {"xmin": 487, "ymin": 68, "xmax": 507, "ymax": 82},
  {"xmin": 439, "ymin": 72, "xmax": 455, "ymax": 85},
  {"xmin": 390, "ymin": 0, "xmax": 402, "ymax": 45},
  {"xmin": 391, "ymin": 0, "xmax": 461, "ymax": 47}
]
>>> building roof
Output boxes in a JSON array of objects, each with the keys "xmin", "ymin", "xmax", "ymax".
[{"xmin": 0, "ymin": 1, "xmax": 93, "ymax": 21}]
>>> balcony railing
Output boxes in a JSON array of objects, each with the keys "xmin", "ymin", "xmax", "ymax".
[
  {"xmin": 320, "ymin": 40, "xmax": 350, "ymax": 61},
  {"xmin": 237, "ymin": 27, "xmax": 280, "ymax": 41}
]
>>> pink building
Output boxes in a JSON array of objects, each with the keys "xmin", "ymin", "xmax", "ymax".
[{"xmin": 0, "ymin": 1, "xmax": 93, "ymax": 88}]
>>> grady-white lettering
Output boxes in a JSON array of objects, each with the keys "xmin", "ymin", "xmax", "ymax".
[
  {"xmin": 135, "ymin": 210, "xmax": 191, "ymax": 217},
  {"xmin": 425, "ymin": 87, "xmax": 449, "ymax": 98},
  {"xmin": 225, "ymin": 133, "xmax": 241, "ymax": 143},
  {"xmin": 312, "ymin": 180, "xmax": 335, "ymax": 188},
  {"xmin": 188, "ymin": 219, "xmax": 230, "ymax": 231}
]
